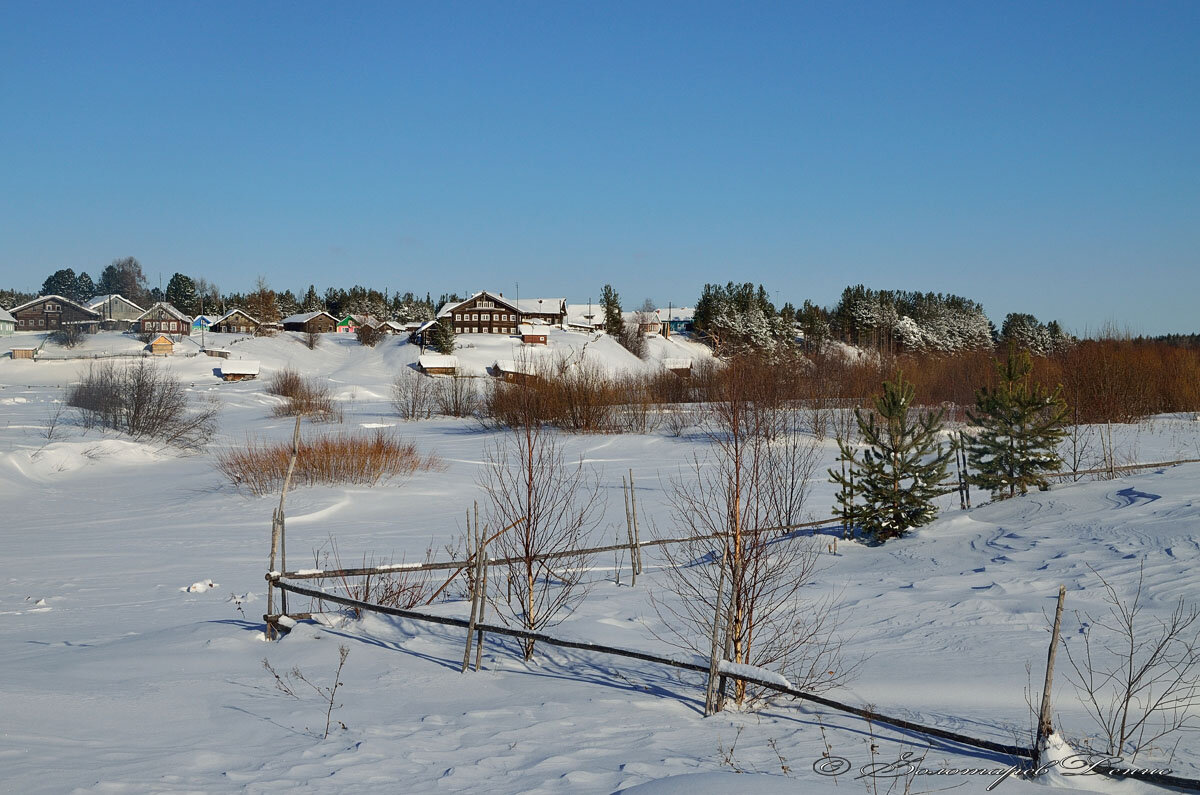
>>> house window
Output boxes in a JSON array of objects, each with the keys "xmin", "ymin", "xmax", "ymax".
[
  {"xmin": 478, "ymin": 300, "xmax": 494, "ymax": 308},
  {"xmin": 473, "ymin": 327, "xmax": 478, "ymax": 334},
  {"xmin": 481, "ymin": 314, "xmax": 489, "ymax": 321},
  {"xmin": 39, "ymin": 319, "xmax": 45, "ymax": 326},
  {"xmin": 455, "ymin": 313, "xmax": 461, "ymax": 321},
  {"xmin": 455, "ymin": 327, "xmax": 461, "ymax": 334},
  {"xmin": 170, "ymin": 321, "xmax": 177, "ymax": 331},
  {"xmin": 471, "ymin": 313, "xmax": 478, "ymax": 321}
]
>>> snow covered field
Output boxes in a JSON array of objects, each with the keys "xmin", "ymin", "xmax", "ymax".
[{"xmin": 2, "ymin": 331, "xmax": 1199, "ymax": 793}]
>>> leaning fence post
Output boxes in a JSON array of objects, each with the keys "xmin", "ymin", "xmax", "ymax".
[
  {"xmin": 265, "ymin": 414, "xmax": 303, "ymax": 639},
  {"xmin": 1035, "ymin": 585, "xmax": 1067, "ymax": 763},
  {"xmin": 623, "ymin": 475, "xmax": 636, "ymax": 587},
  {"xmin": 629, "ymin": 469, "xmax": 642, "ymax": 575},
  {"xmin": 473, "ymin": 523, "xmax": 488, "ymax": 672}
]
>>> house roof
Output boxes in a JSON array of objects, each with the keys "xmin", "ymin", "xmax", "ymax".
[
  {"xmin": 147, "ymin": 334, "xmax": 174, "ymax": 346},
  {"xmin": 11, "ymin": 294, "xmax": 102, "ymax": 317},
  {"xmin": 220, "ymin": 360, "xmax": 261, "ymax": 375},
  {"xmin": 412, "ymin": 319, "xmax": 440, "ymax": 334},
  {"xmin": 282, "ymin": 311, "xmax": 336, "ymax": 324},
  {"xmin": 518, "ymin": 324, "xmax": 544, "ymax": 336},
  {"xmin": 214, "ymin": 308, "xmax": 260, "ymax": 325},
  {"xmin": 515, "ymin": 297, "xmax": 566, "ymax": 315},
  {"xmin": 494, "ymin": 358, "xmax": 539, "ymax": 376},
  {"xmin": 0, "ymin": 308, "xmax": 14, "ymax": 323},
  {"xmin": 85, "ymin": 294, "xmax": 145, "ymax": 313},
  {"xmin": 192, "ymin": 315, "xmax": 215, "ymax": 323},
  {"xmin": 662, "ymin": 358, "xmax": 692, "ymax": 370},
  {"xmin": 135, "ymin": 302, "xmax": 190, "ymax": 323},
  {"xmin": 418, "ymin": 354, "xmax": 458, "ymax": 369}
]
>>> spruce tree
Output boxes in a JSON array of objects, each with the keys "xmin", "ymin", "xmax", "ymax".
[
  {"xmin": 600, "ymin": 284, "xmax": 622, "ymax": 336},
  {"xmin": 830, "ymin": 372, "xmax": 952, "ymax": 543},
  {"xmin": 165, "ymin": 273, "xmax": 198, "ymax": 315},
  {"xmin": 429, "ymin": 318, "xmax": 456, "ymax": 355},
  {"xmin": 966, "ymin": 348, "xmax": 1069, "ymax": 499}
]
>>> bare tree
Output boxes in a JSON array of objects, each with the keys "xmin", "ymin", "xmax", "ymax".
[
  {"xmin": 1063, "ymin": 563, "xmax": 1200, "ymax": 761},
  {"xmin": 654, "ymin": 360, "xmax": 854, "ymax": 707},
  {"xmin": 304, "ymin": 330, "xmax": 320, "ymax": 350},
  {"xmin": 478, "ymin": 426, "xmax": 605, "ymax": 660},
  {"xmin": 391, "ymin": 369, "xmax": 435, "ymax": 420}
]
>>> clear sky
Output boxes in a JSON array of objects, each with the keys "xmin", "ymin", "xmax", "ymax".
[{"xmin": 1, "ymin": 1, "xmax": 1196, "ymax": 334}]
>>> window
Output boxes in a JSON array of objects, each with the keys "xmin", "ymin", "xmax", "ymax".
[
  {"xmin": 18, "ymin": 319, "xmax": 25, "ymax": 326},
  {"xmin": 471, "ymin": 313, "xmax": 478, "ymax": 321},
  {"xmin": 38, "ymin": 319, "xmax": 45, "ymax": 326},
  {"xmin": 473, "ymin": 327, "xmax": 478, "ymax": 334},
  {"xmin": 478, "ymin": 300, "xmax": 494, "ymax": 308},
  {"xmin": 170, "ymin": 321, "xmax": 177, "ymax": 331},
  {"xmin": 455, "ymin": 327, "xmax": 461, "ymax": 334},
  {"xmin": 455, "ymin": 313, "xmax": 461, "ymax": 321},
  {"xmin": 481, "ymin": 314, "xmax": 489, "ymax": 321}
]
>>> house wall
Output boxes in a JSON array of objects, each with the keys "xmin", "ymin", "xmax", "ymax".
[
  {"xmin": 214, "ymin": 313, "xmax": 259, "ymax": 334},
  {"xmin": 140, "ymin": 307, "xmax": 191, "ymax": 336},
  {"xmin": 0, "ymin": 320, "xmax": 13, "ymax": 337},
  {"xmin": 448, "ymin": 296, "xmax": 522, "ymax": 336}
]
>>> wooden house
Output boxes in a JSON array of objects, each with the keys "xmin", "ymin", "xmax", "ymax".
[
  {"xmin": 436, "ymin": 291, "xmax": 566, "ymax": 335},
  {"xmin": 494, "ymin": 358, "xmax": 539, "ymax": 385},
  {"xmin": 192, "ymin": 315, "xmax": 215, "ymax": 332},
  {"xmin": 282, "ymin": 311, "xmax": 338, "ymax": 334},
  {"xmin": 219, "ymin": 361, "xmax": 260, "ymax": 381},
  {"xmin": 380, "ymin": 320, "xmax": 406, "ymax": 335},
  {"xmin": 85, "ymin": 294, "xmax": 144, "ymax": 330},
  {"xmin": 11, "ymin": 347, "xmax": 37, "ymax": 359},
  {"xmin": 146, "ymin": 334, "xmax": 175, "ymax": 355},
  {"xmin": 337, "ymin": 314, "xmax": 378, "ymax": 334},
  {"xmin": 0, "ymin": 308, "xmax": 14, "ymax": 337},
  {"xmin": 519, "ymin": 324, "xmax": 548, "ymax": 345},
  {"xmin": 662, "ymin": 358, "xmax": 692, "ymax": 377},
  {"xmin": 136, "ymin": 302, "xmax": 191, "ymax": 336},
  {"xmin": 212, "ymin": 308, "xmax": 260, "ymax": 335},
  {"xmin": 202, "ymin": 348, "xmax": 232, "ymax": 359},
  {"xmin": 11, "ymin": 295, "xmax": 101, "ymax": 334},
  {"xmin": 417, "ymin": 354, "xmax": 458, "ymax": 375}
]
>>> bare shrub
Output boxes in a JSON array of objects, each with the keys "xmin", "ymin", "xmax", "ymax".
[
  {"xmin": 67, "ymin": 359, "xmax": 218, "ymax": 449},
  {"xmin": 263, "ymin": 644, "xmax": 349, "ymax": 739},
  {"xmin": 215, "ymin": 429, "xmax": 442, "ymax": 495},
  {"xmin": 479, "ymin": 426, "xmax": 605, "ymax": 660},
  {"xmin": 1063, "ymin": 563, "xmax": 1200, "ymax": 761},
  {"xmin": 355, "ymin": 324, "xmax": 382, "ymax": 347},
  {"xmin": 617, "ymin": 322, "xmax": 647, "ymax": 358},
  {"xmin": 304, "ymin": 330, "xmax": 320, "ymax": 350},
  {"xmin": 266, "ymin": 367, "xmax": 342, "ymax": 422},
  {"xmin": 434, "ymin": 375, "xmax": 480, "ymax": 418},
  {"xmin": 49, "ymin": 325, "xmax": 85, "ymax": 348},
  {"xmin": 311, "ymin": 537, "xmax": 434, "ymax": 616},
  {"xmin": 391, "ymin": 369, "xmax": 436, "ymax": 420}
]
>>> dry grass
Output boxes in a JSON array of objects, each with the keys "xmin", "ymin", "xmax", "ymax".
[
  {"xmin": 266, "ymin": 367, "xmax": 342, "ymax": 422},
  {"xmin": 215, "ymin": 429, "xmax": 443, "ymax": 495}
]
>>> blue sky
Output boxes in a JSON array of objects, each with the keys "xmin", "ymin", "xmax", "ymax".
[{"xmin": 1, "ymin": 1, "xmax": 1196, "ymax": 334}]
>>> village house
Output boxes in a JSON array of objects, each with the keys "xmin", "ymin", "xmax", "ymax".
[
  {"xmin": 518, "ymin": 323, "xmax": 548, "ymax": 345},
  {"xmin": 436, "ymin": 291, "xmax": 567, "ymax": 336},
  {"xmin": 211, "ymin": 308, "xmax": 260, "ymax": 335},
  {"xmin": 11, "ymin": 295, "xmax": 101, "ymax": 333},
  {"xmin": 336, "ymin": 314, "xmax": 380, "ymax": 334},
  {"xmin": 282, "ymin": 311, "xmax": 338, "ymax": 334},
  {"xmin": 192, "ymin": 315, "xmax": 215, "ymax": 332},
  {"xmin": 85, "ymin": 294, "xmax": 145, "ymax": 330},
  {"xmin": 0, "ymin": 307, "xmax": 14, "ymax": 337},
  {"xmin": 136, "ymin": 302, "xmax": 191, "ymax": 336},
  {"xmin": 493, "ymin": 358, "xmax": 539, "ymax": 384}
]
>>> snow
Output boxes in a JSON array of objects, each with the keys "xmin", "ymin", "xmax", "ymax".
[
  {"xmin": 717, "ymin": 660, "xmax": 792, "ymax": 690},
  {"xmin": 219, "ymin": 360, "xmax": 261, "ymax": 376},
  {"xmin": 1, "ymin": 336, "xmax": 1198, "ymax": 792}
]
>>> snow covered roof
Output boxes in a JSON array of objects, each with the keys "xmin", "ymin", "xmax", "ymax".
[
  {"xmin": 281, "ymin": 311, "xmax": 335, "ymax": 324},
  {"xmin": 85, "ymin": 294, "xmax": 144, "ymax": 313},
  {"xmin": 220, "ymin": 361, "xmax": 260, "ymax": 376},
  {"xmin": 657, "ymin": 306, "xmax": 695, "ymax": 321},
  {"xmin": 0, "ymin": 308, "xmax": 14, "ymax": 323},
  {"xmin": 418, "ymin": 354, "xmax": 458, "ymax": 369},
  {"xmin": 515, "ymin": 297, "xmax": 565, "ymax": 315},
  {"xmin": 383, "ymin": 320, "xmax": 406, "ymax": 330},
  {"xmin": 412, "ymin": 319, "xmax": 439, "ymax": 334},
  {"xmin": 12, "ymin": 294, "xmax": 102, "ymax": 317},
  {"xmin": 436, "ymin": 291, "xmax": 521, "ymax": 318},
  {"xmin": 192, "ymin": 315, "xmax": 215, "ymax": 323},
  {"xmin": 147, "ymin": 335, "xmax": 173, "ymax": 346},
  {"xmin": 661, "ymin": 358, "xmax": 691, "ymax": 370},
  {"xmin": 518, "ymin": 324, "xmax": 543, "ymax": 335},
  {"xmin": 135, "ymin": 302, "xmax": 190, "ymax": 323},
  {"xmin": 213, "ymin": 308, "xmax": 260, "ymax": 325}
]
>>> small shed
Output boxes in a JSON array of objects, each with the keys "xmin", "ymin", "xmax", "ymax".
[
  {"xmin": 202, "ymin": 348, "xmax": 232, "ymax": 359},
  {"xmin": 219, "ymin": 360, "xmax": 261, "ymax": 381},
  {"xmin": 11, "ymin": 347, "xmax": 36, "ymax": 360},
  {"xmin": 662, "ymin": 358, "xmax": 692, "ymax": 377},
  {"xmin": 418, "ymin": 354, "xmax": 458, "ymax": 375},
  {"xmin": 146, "ymin": 335, "xmax": 175, "ymax": 355},
  {"xmin": 519, "ymin": 324, "xmax": 547, "ymax": 345},
  {"xmin": 494, "ymin": 358, "xmax": 539, "ymax": 385}
]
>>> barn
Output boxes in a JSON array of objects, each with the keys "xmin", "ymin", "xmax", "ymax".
[
  {"xmin": 145, "ymin": 334, "xmax": 175, "ymax": 355},
  {"xmin": 417, "ymin": 354, "xmax": 458, "ymax": 375},
  {"xmin": 219, "ymin": 361, "xmax": 261, "ymax": 381}
]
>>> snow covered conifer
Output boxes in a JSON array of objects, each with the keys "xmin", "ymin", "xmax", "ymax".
[
  {"xmin": 966, "ymin": 347, "xmax": 1069, "ymax": 499},
  {"xmin": 832, "ymin": 372, "xmax": 952, "ymax": 543},
  {"xmin": 429, "ymin": 317, "xmax": 456, "ymax": 355}
]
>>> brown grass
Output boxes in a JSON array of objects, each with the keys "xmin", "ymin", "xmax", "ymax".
[{"xmin": 215, "ymin": 429, "xmax": 443, "ymax": 495}]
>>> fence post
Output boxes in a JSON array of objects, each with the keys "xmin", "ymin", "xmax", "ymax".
[
  {"xmin": 1035, "ymin": 585, "xmax": 1067, "ymax": 763},
  {"xmin": 265, "ymin": 415, "xmax": 303, "ymax": 639},
  {"xmin": 629, "ymin": 469, "xmax": 642, "ymax": 575},
  {"xmin": 462, "ymin": 508, "xmax": 481, "ymax": 673},
  {"xmin": 623, "ymin": 475, "xmax": 636, "ymax": 587},
  {"xmin": 704, "ymin": 546, "xmax": 729, "ymax": 716}
]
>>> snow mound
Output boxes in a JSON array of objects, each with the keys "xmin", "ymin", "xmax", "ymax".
[{"xmin": 181, "ymin": 579, "xmax": 219, "ymax": 593}]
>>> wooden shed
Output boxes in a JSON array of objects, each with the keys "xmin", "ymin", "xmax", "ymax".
[
  {"xmin": 219, "ymin": 361, "xmax": 261, "ymax": 381},
  {"xmin": 662, "ymin": 358, "xmax": 692, "ymax": 377},
  {"xmin": 494, "ymin": 358, "xmax": 539, "ymax": 385},
  {"xmin": 417, "ymin": 354, "xmax": 458, "ymax": 375},
  {"xmin": 11, "ymin": 347, "xmax": 36, "ymax": 360},
  {"xmin": 519, "ymin": 324, "xmax": 548, "ymax": 345},
  {"xmin": 146, "ymin": 334, "xmax": 175, "ymax": 355},
  {"xmin": 202, "ymin": 348, "xmax": 232, "ymax": 359}
]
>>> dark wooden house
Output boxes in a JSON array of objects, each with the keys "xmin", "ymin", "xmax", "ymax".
[
  {"xmin": 212, "ymin": 308, "xmax": 260, "ymax": 335},
  {"xmin": 10, "ymin": 295, "xmax": 101, "ymax": 333},
  {"xmin": 282, "ymin": 311, "xmax": 338, "ymax": 334},
  {"xmin": 136, "ymin": 302, "xmax": 192, "ymax": 336}
]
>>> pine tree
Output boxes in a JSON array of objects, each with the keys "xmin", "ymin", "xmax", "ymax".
[
  {"xmin": 600, "ymin": 284, "xmax": 622, "ymax": 336},
  {"xmin": 76, "ymin": 272, "xmax": 95, "ymax": 302},
  {"xmin": 301, "ymin": 285, "xmax": 323, "ymax": 312},
  {"xmin": 966, "ymin": 348, "xmax": 1069, "ymax": 499},
  {"xmin": 40, "ymin": 268, "xmax": 78, "ymax": 300},
  {"xmin": 165, "ymin": 273, "xmax": 198, "ymax": 315},
  {"xmin": 429, "ymin": 317, "xmax": 456, "ymax": 355},
  {"xmin": 830, "ymin": 372, "xmax": 952, "ymax": 543}
]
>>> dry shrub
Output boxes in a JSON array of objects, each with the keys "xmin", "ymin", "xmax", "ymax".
[
  {"xmin": 310, "ymin": 537, "xmax": 434, "ymax": 615},
  {"xmin": 215, "ymin": 429, "xmax": 442, "ymax": 495},
  {"xmin": 266, "ymin": 367, "xmax": 342, "ymax": 422},
  {"xmin": 434, "ymin": 375, "xmax": 480, "ymax": 417},
  {"xmin": 391, "ymin": 369, "xmax": 436, "ymax": 420},
  {"xmin": 68, "ymin": 359, "xmax": 218, "ymax": 449}
]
